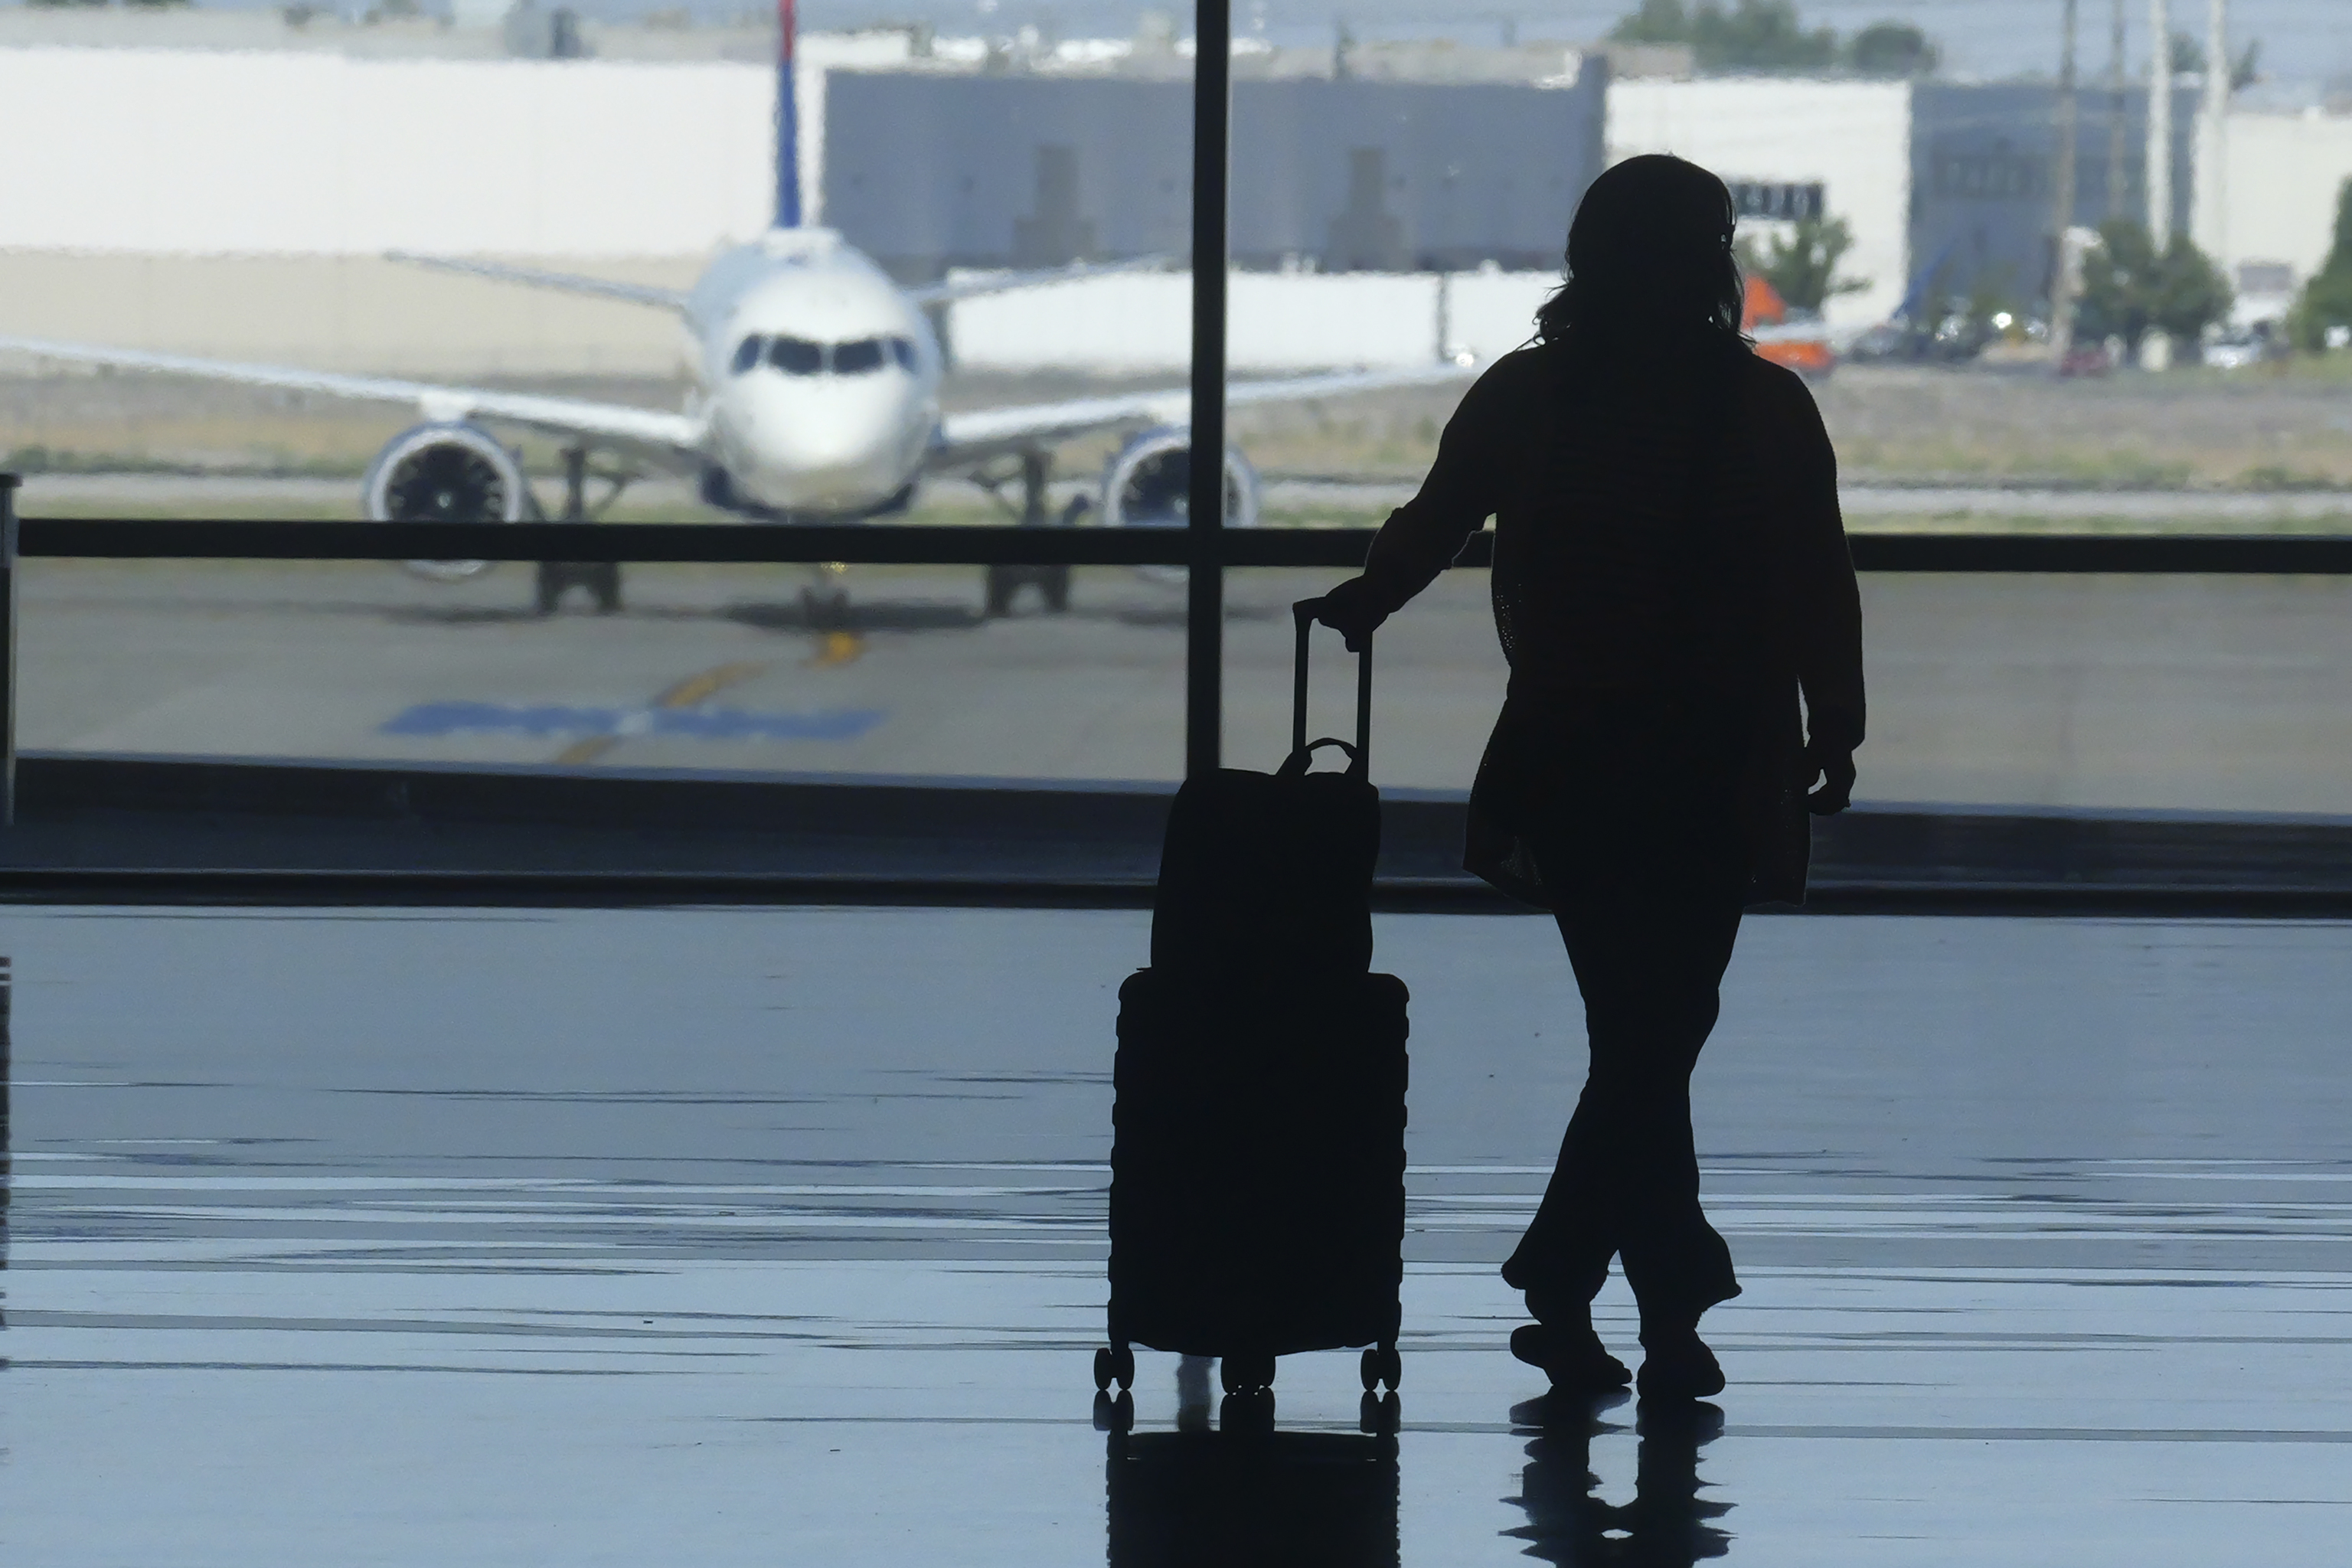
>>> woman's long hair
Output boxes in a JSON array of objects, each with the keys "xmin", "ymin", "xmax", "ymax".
[{"xmin": 1534, "ymin": 155, "xmax": 1747, "ymax": 345}]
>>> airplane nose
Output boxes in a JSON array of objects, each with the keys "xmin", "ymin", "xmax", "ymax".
[
  {"xmin": 780, "ymin": 422, "xmax": 880, "ymax": 469},
  {"xmin": 727, "ymin": 379, "xmax": 914, "ymax": 509}
]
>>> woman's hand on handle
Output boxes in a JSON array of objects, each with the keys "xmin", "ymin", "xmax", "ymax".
[
  {"xmin": 1805, "ymin": 741, "xmax": 1857, "ymax": 816},
  {"xmin": 1313, "ymin": 575, "xmax": 1389, "ymax": 652}
]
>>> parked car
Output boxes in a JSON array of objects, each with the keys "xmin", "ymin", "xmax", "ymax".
[
  {"xmin": 1742, "ymin": 276, "xmax": 1837, "ymax": 379},
  {"xmin": 2200, "ymin": 320, "xmax": 2285, "ymax": 370}
]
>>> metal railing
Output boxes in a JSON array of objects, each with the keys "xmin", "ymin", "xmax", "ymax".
[
  {"xmin": 5, "ymin": 476, "xmax": 2350, "ymax": 827},
  {"xmin": 15, "ymin": 516, "xmax": 2352, "ymax": 573}
]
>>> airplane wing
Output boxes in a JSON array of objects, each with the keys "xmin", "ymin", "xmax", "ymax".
[
  {"xmin": 930, "ymin": 359, "xmax": 1475, "ymax": 467},
  {"xmin": 385, "ymin": 252, "xmax": 690, "ymax": 311},
  {"xmin": 904, "ymin": 253, "xmax": 1175, "ymax": 308},
  {"xmin": 0, "ymin": 337, "xmax": 708, "ymax": 458}
]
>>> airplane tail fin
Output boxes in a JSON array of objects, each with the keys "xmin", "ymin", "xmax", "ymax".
[{"xmin": 775, "ymin": 0, "xmax": 802, "ymax": 228}]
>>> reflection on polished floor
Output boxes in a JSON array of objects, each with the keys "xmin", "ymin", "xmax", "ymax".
[{"xmin": 1, "ymin": 906, "xmax": 2347, "ymax": 1564}]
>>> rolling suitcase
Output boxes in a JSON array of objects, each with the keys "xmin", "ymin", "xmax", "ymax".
[{"xmin": 1095, "ymin": 600, "xmax": 1410, "ymax": 1403}]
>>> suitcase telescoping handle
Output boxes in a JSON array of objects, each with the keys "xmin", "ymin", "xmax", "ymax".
[{"xmin": 1290, "ymin": 598, "xmax": 1371, "ymax": 775}]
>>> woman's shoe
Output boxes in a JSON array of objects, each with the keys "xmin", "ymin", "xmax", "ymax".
[
  {"xmin": 1510, "ymin": 1322, "xmax": 1632, "ymax": 1393},
  {"xmin": 1635, "ymin": 1326, "xmax": 1725, "ymax": 1399}
]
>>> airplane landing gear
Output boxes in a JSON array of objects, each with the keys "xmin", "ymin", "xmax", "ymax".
[
  {"xmin": 536, "ymin": 560, "xmax": 621, "ymax": 616},
  {"xmin": 801, "ymin": 562, "xmax": 851, "ymax": 629},
  {"xmin": 984, "ymin": 560, "xmax": 1071, "ymax": 617},
  {"xmin": 980, "ymin": 449, "xmax": 1080, "ymax": 619},
  {"xmin": 534, "ymin": 445, "xmax": 626, "ymax": 616}
]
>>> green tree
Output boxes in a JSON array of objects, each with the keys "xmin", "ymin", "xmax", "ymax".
[
  {"xmin": 2231, "ymin": 40, "xmax": 2262, "ymax": 91},
  {"xmin": 2174, "ymin": 34, "xmax": 2264, "ymax": 87},
  {"xmin": 2289, "ymin": 180, "xmax": 2352, "ymax": 351},
  {"xmin": 2151, "ymin": 238, "xmax": 2232, "ymax": 342},
  {"xmin": 1609, "ymin": 0, "xmax": 1692, "ymax": 45},
  {"xmin": 2076, "ymin": 220, "xmax": 2158, "ymax": 348},
  {"xmin": 2076, "ymin": 219, "xmax": 2233, "ymax": 351},
  {"xmin": 1609, "ymin": 0, "xmax": 1839, "ymax": 72},
  {"xmin": 1847, "ymin": 20, "xmax": 1938, "ymax": 77},
  {"xmin": 1736, "ymin": 214, "xmax": 1867, "ymax": 312},
  {"xmin": 1695, "ymin": 1, "xmax": 1836, "ymax": 70}
]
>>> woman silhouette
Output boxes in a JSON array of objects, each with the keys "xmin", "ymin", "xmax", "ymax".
[{"xmin": 1316, "ymin": 155, "xmax": 1864, "ymax": 1398}]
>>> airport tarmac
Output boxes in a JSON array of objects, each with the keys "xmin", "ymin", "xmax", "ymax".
[
  {"xmin": 2, "ymin": 903, "xmax": 2347, "ymax": 1564},
  {"xmin": 18, "ymin": 554, "xmax": 2352, "ymax": 815},
  {"xmin": 16, "ymin": 469, "xmax": 2352, "ymax": 527},
  {"xmin": 10, "ymin": 361, "xmax": 2352, "ymax": 494}
]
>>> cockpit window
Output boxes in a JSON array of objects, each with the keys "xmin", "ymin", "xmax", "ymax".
[
  {"xmin": 743, "ymin": 335, "xmax": 910, "ymax": 377},
  {"xmin": 769, "ymin": 336, "xmax": 824, "ymax": 375},
  {"xmin": 832, "ymin": 338, "xmax": 886, "ymax": 375}
]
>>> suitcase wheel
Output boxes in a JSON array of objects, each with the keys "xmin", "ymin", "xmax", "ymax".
[
  {"xmin": 1360, "ymin": 1344, "xmax": 1402, "ymax": 1393},
  {"xmin": 1220, "ymin": 1351, "xmax": 1276, "ymax": 1396},
  {"xmin": 1221, "ymin": 1389, "xmax": 1276, "ymax": 1433},
  {"xmin": 1093, "ymin": 1344, "xmax": 1135, "ymax": 1393}
]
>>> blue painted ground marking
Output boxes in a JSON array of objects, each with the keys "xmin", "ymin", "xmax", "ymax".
[{"xmin": 381, "ymin": 701, "xmax": 886, "ymax": 742}]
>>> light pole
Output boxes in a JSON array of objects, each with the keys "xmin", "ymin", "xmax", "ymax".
[
  {"xmin": 2147, "ymin": 0, "xmax": 2171, "ymax": 244},
  {"xmin": 2053, "ymin": 0, "xmax": 2082, "ymax": 364},
  {"xmin": 2107, "ymin": 0, "xmax": 2128, "ymax": 217},
  {"xmin": 2144, "ymin": 0, "xmax": 2174, "ymax": 367},
  {"xmin": 2199, "ymin": 0, "xmax": 2230, "ymax": 260}
]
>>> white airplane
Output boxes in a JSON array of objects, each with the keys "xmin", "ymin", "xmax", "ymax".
[
  {"xmin": 0, "ymin": 14, "xmax": 1472, "ymax": 619},
  {"xmin": 1, "ymin": 230, "xmax": 1468, "ymax": 619}
]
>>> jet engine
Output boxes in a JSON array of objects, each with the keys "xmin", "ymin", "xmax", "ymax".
[
  {"xmin": 1099, "ymin": 427, "xmax": 1261, "ymax": 529},
  {"xmin": 362, "ymin": 421, "xmax": 530, "ymax": 583}
]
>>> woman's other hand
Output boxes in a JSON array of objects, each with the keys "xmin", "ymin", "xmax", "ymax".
[
  {"xmin": 1805, "ymin": 741, "xmax": 1856, "ymax": 815},
  {"xmin": 1314, "ymin": 576, "xmax": 1390, "ymax": 652}
]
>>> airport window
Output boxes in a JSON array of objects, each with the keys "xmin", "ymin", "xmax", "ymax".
[
  {"xmin": 1930, "ymin": 145, "xmax": 2048, "ymax": 201},
  {"xmin": 1, "ymin": 3, "xmax": 2344, "ymax": 814},
  {"xmin": 1727, "ymin": 181, "xmax": 1826, "ymax": 220},
  {"xmin": 769, "ymin": 336, "xmax": 825, "ymax": 376}
]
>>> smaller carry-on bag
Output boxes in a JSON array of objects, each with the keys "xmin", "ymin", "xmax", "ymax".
[{"xmin": 1096, "ymin": 600, "xmax": 1410, "ymax": 1403}]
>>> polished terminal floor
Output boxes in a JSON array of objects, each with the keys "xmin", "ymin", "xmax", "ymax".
[{"xmin": 2, "ymin": 905, "xmax": 2347, "ymax": 1564}]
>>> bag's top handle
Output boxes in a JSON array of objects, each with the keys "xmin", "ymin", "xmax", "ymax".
[{"xmin": 1291, "ymin": 599, "xmax": 1370, "ymax": 773}]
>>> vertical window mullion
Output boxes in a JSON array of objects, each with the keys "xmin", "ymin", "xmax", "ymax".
[{"xmin": 1185, "ymin": 0, "xmax": 1232, "ymax": 779}]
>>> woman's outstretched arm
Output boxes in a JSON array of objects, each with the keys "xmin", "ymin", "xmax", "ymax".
[
  {"xmin": 1315, "ymin": 353, "xmax": 1537, "ymax": 648},
  {"xmin": 1777, "ymin": 378, "xmax": 1864, "ymax": 813}
]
